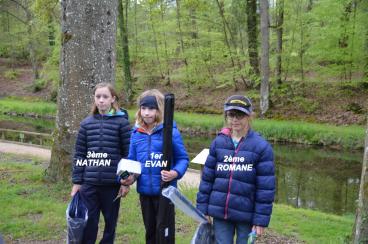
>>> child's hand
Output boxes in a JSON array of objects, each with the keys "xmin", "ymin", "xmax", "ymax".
[
  {"xmin": 252, "ymin": 225, "xmax": 265, "ymax": 236},
  {"xmin": 119, "ymin": 185, "xmax": 130, "ymax": 197},
  {"xmin": 70, "ymin": 184, "xmax": 81, "ymax": 196},
  {"xmin": 120, "ymin": 175, "xmax": 135, "ymax": 186},
  {"xmin": 161, "ymin": 170, "xmax": 178, "ymax": 182}
]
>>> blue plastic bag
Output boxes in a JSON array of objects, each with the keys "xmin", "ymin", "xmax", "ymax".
[
  {"xmin": 191, "ymin": 222, "xmax": 215, "ymax": 244},
  {"xmin": 66, "ymin": 191, "xmax": 88, "ymax": 244}
]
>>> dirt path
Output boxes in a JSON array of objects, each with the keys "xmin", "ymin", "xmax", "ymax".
[{"xmin": 0, "ymin": 140, "xmax": 200, "ymax": 187}]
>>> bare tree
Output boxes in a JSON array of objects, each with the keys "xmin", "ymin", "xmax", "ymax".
[
  {"xmin": 47, "ymin": 0, "xmax": 118, "ymax": 181},
  {"xmin": 352, "ymin": 119, "xmax": 368, "ymax": 243},
  {"xmin": 259, "ymin": 0, "xmax": 270, "ymax": 116}
]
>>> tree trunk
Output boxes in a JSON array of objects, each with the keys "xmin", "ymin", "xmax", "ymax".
[
  {"xmin": 189, "ymin": 7, "xmax": 198, "ymax": 40},
  {"xmin": 119, "ymin": 0, "xmax": 133, "ymax": 104},
  {"xmin": 299, "ymin": 13, "xmax": 304, "ymax": 82},
  {"xmin": 246, "ymin": 0, "xmax": 260, "ymax": 77},
  {"xmin": 339, "ymin": 0, "xmax": 353, "ymax": 81},
  {"xmin": 48, "ymin": 19, "xmax": 55, "ymax": 46},
  {"xmin": 149, "ymin": 4, "xmax": 164, "ymax": 79},
  {"xmin": 46, "ymin": 0, "xmax": 118, "ymax": 182},
  {"xmin": 352, "ymin": 118, "xmax": 368, "ymax": 243},
  {"xmin": 365, "ymin": 28, "xmax": 368, "ymax": 79},
  {"xmin": 25, "ymin": 12, "xmax": 39, "ymax": 80},
  {"xmin": 134, "ymin": 0, "xmax": 138, "ymax": 56},
  {"xmin": 259, "ymin": 0, "xmax": 270, "ymax": 116},
  {"xmin": 160, "ymin": 0, "xmax": 171, "ymax": 85},
  {"xmin": 175, "ymin": 0, "xmax": 188, "ymax": 67},
  {"xmin": 215, "ymin": 0, "xmax": 237, "ymax": 88},
  {"xmin": 348, "ymin": 0, "xmax": 358, "ymax": 81},
  {"xmin": 275, "ymin": 0, "xmax": 284, "ymax": 85},
  {"xmin": 283, "ymin": 1, "xmax": 297, "ymax": 82}
]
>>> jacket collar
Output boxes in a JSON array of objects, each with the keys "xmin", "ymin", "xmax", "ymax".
[
  {"xmin": 94, "ymin": 109, "xmax": 126, "ymax": 118},
  {"xmin": 133, "ymin": 122, "xmax": 177, "ymax": 134},
  {"xmin": 219, "ymin": 127, "xmax": 253, "ymax": 138}
]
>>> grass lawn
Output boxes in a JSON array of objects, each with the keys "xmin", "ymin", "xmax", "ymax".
[{"xmin": 0, "ymin": 153, "xmax": 355, "ymax": 243}]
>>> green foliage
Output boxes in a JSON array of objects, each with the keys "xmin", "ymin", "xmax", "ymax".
[
  {"xmin": 32, "ymin": 79, "xmax": 48, "ymax": 92},
  {"xmin": 0, "ymin": 98, "xmax": 56, "ymax": 117},
  {"xmin": 290, "ymin": 96, "xmax": 320, "ymax": 114},
  {"xmin": 4, "ymin": 70, "xmax": 18, "ymax": 80}
]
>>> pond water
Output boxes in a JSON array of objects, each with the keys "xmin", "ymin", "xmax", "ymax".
[
  {"xmin": 182, "ymin": 135, "xmax": 362, "ymax": 216},
  {"xmin": 0, "ymin": 115, "xmax": 363, "ymax": 215}
]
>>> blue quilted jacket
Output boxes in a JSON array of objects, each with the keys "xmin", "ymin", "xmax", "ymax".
[
  {"xmin": 128, "ymin": 122, "xmax": 189, "ymax": 196},
  {"xmin": 72, "ymin": 110, "xmax": 131, "ymax": 185},
  {"xmin": 196, "ymin": 128, "xmax": 275, "ymax": 227}
]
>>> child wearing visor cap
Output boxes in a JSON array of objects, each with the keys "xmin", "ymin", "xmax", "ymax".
[{"xmin": 197, "ymin": 94, "xmax": 275, "ymax": 243}]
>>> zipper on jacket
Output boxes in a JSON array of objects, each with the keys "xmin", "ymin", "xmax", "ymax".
[
  {"xmin": 98, "ymin": 115, "xmax": 104, "ymax": 184},
  {"xmin": 224, "ymin": 137, "xmax": 244, "ymax": 219},
  {"xmin": 148, "ymin": 134, "xmax": 153, "ymax": 192}
]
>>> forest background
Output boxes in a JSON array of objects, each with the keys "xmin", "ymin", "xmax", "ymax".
[
  {"xmin": 1, "ymin": 0, "xmax": 368, "ymax": 242},
  {"xmin": 0, "ymin": 0, "xmax": 367, "ymax": 126}
]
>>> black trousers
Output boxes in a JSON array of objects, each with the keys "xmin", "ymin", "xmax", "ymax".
[
  {"xmin": 79, "ymin": 184, "xmax": 121, "ymax": 244},
  {"xmin": 139, "ymin": 195, "xmax": 175, "ymax": 244}
]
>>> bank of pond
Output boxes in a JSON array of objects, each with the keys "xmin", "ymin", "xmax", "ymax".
[{"xmin": 0, "ymin": 97, "xmax": 365, "ymax": 150}]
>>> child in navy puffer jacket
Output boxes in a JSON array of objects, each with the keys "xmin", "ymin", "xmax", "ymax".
[
  {"xmin": 121, "ymin": 89, "xmax": 189, "ymax": 244},
  {"xmin": 196, "ymin": 95, "xmax": 275, "ymax": 244},
  {"xmin": 71, "ymin": 82, "xmax": 131, "ymax": 244}
]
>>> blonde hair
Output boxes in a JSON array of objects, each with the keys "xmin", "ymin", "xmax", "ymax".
[
  {"xmin": 135, "ymin": 89, "xmax": 164, "ymax": 127},
  {"xmin": 90, "ymin": 82, "xmax": 120, "ymax": 114}
]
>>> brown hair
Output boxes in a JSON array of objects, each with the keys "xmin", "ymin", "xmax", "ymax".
[
  {"xmin": 90, "ymin": 82, "xmax": 120, "ymax": 114},
  {"xmin": 135, "ymin": 89, "xmax": 164, "ymax": 127}
]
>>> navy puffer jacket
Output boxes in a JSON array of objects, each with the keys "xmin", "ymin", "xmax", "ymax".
[
  {"xmin": 196, "ymin": 128, "xmax": 275, "ymax": 227},
  {"xmin": 128, "ymin": 123, "xmax": 189, "ymax": 196},
  {"xmin": 72, "ymin": 110, "xmax": 131, "ymax": 185}
]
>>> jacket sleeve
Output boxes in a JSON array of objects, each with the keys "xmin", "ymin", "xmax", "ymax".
[
  {"xmin": 119, "ymin": 119, "xmax": 131, "ymax": 158},
  {"xmin": 128, "ymin": 133, "xmax": 137, "ymax": 161},
  {"xmin": 196, "ymin": 140, "xmax": 217, "ymax": 215},
  {"xmin": 172, "ymin": 128, "xmax": 189, "ymax": 179},
  {"xmin": 252, "ymin": 142, "xmax": 275, "ymax": 227},
  {"xmin": 72, "ymin": 124, "xmax": 87, "ymax": 184}
]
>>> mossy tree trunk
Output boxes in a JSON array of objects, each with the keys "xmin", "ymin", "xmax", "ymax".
[
  {"xmin": 46, "ymin": 0, "xmax": 118, "ymax": 182},
  {"xmin": 352, "ymin": 119, "xmax": 368, "ymax": 243},
  {"xmin": 246, "ymin": 0, "xmax": 260, "ymax": 78},
  {"xmin": 118, "ymin": 0, "xmax": 133, "ymax": 104}
]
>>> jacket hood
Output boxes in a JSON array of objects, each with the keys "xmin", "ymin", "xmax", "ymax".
[{"xmin": 219, "ymin": 127, "xmax": 232, "ymax": 136}]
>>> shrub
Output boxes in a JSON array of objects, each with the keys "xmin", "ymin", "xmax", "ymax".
[{"xmin": 4, "ymin": 70, "xmax": 18, "ymax": 80}]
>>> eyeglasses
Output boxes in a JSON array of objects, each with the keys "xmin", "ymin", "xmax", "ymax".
[{"xmin": 226, "ymin": 111, "xmax": 247, "ymax": 119}]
